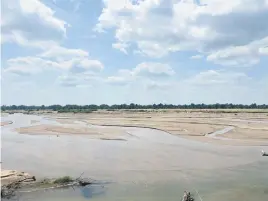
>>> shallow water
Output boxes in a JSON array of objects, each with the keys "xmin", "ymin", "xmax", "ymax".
[{"xmin": 1, "ymin": 114, "xmax": 268, "ymax": 200}]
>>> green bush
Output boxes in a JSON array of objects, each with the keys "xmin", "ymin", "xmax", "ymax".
[{"xmin": 53, "ymin": 176, "xmax": 73, "ymax": 184}]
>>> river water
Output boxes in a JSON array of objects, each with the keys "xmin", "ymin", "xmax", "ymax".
[{"xmin": 1, "ymin": 114, "xmax": 268, "ymax": 201}]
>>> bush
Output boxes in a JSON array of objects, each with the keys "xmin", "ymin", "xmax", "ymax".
[{"xmin": 53, "ymin": 176, "xmax": 73, "ymax": 184}]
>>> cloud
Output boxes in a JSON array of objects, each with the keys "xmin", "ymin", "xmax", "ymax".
[
  {"xmin": 4, "ymin": 46, "xmax": 104, "ymax": 75},
  {"xmin": 4, "ymin": 56, "xmax": 61, "ymax": 75},
  {"xmin": 259, "ymin": 47, "xmax": 268, "ymax": 55},
  {"xmin": 186, "ymin": 70, "xmax": 251, "ymax": 86},
  {"xmin": 133, "ymin": 62, "xmax": 175, "ymax": 77},
  {"xmin": 112, "ymin": 42, "xmax": 129, "ymax": 54},
  {"xmin": 69, "ymin": 59, "xmax": 103, "ymax": 73},
  {"xmin": 105, "ymin": 62, "xmax": 175, "ymax": 86},
  {"xmin": 136, "ymin": 41, "xmax": 169, "ymax": 58},
  {"xmin": 207, "ymin": 46, "xmax": 260, "ymax": 67},
  {"xmin": 40, "ymin": 46, "xmax": 89, "ymax": 61},
  {"xmin": 96, "ymin": 0, "xmax": 268, "ymax": 64},
  {"xmin": 206, "ymin": 37, "xmax": 268, "ymax": 67},
  {"xmin": 1, "ymin": 0, "xmax": 68, "ymax": 48}
]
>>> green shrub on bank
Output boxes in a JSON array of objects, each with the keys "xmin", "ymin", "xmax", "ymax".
[{"xmin": 53, "ymin": 176, "xmax": 73, "ymax": 184}]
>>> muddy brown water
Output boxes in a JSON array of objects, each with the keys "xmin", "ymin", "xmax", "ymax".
[{"xmin": 1, "ymin": 114, "xmax": 268, "ymax": 201}]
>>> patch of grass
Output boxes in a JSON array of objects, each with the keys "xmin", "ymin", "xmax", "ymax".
[{"xmin": 53, "ymin": 176, "xmax": 73, "ymax": 184}]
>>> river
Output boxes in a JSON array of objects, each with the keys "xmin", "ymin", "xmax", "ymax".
[{"xmin": 1, "ymin": 113, "xmax": 268, "ymax": 201}]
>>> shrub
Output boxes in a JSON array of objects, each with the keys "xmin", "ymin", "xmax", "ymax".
[{"xmin": 53, "ymin": 176, "xmax": 73, "ymax": 184}]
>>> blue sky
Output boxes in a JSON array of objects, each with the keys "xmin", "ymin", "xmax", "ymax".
[{"xmin": 1, "ymin": 0, "xmax": 268, "ymax": 105}]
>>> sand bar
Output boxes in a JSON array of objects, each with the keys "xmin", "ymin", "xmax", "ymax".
[
  {"xmin": 15, "ymin": 124, "xmax": 128, "ymax": 140},
  {"xmin": 44, "ymin": 110, "xmax": 268, "ymax": 145}
]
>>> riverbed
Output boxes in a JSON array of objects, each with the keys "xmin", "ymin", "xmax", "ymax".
[{"xmin": 1, "ymin": 113, "xmax": 268, "ymax": 200}]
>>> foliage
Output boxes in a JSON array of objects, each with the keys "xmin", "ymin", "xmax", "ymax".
[
  {"xmin": 1, "ymin": 103, "xmax": 268, "ymax": 112},
  {"xmin": 53, "ymin": 176, "xmax": 73, "ymax": 184}
]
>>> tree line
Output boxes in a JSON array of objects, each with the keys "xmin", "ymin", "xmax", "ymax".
[{"xmin": 1, "ymin": 103, "xmax": 268, "ymax": 112}]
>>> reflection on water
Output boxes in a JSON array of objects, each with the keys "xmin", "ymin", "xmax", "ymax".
[
  {"xmin": 81, "ymin": 185, "xmax": 106, "ymax": 199},
  {"xmin": 1, "ymin": 114, "xmax": 268, "ymax": 201}
]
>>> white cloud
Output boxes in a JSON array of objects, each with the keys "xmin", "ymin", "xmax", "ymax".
[
  {"xmin": 207, "ymin": 46, "xmax": 260, "ymax": 67},
  {"xmin": 136, "ymin": 41, "xmax": 169, "ymax": 58},
  {"xmin": 1, "ymin": 0, "xmax": 67, "ymax": 48},
  {"xmin": 4, "ymin": 56, "xmax": 62, "ymax": 75},
  {"xmin": 133, "ymin": 62, "xmax": 175, "ymax": 77},
  {"xmin": 186, "ymin": 70, "xmax": 251, "ymax": 86},
  {"xmin": 112, "ymin": 42, "xmax": 129, "ymax": 54},
  {"xmin": 96, "ymin": 0, "xmax": 268, "ymax": 64},
  {"xmin": 259, "ymin": 47, "xmax": 268, "ymax": 55},
  {"xmin": 67, "ymin": 58, "xmax": 103, "ymax": 73},
  {"xmin": 105, "ymin": 62, "xmax": 175, "ymax": 87},
  {"xmin": 40, "ymin": 46, "xmax": 89, "ymax": 61},
  {"xmin": 40, "ymin": 46, "xmax": 104, "ymax": 73},
  {"xmin": 206, "ymin": 37, "xmax": 268, "ymax": 66},
  {"xmin": 4, "ymin": 46, "xmax": 104, "ymax": 75}
]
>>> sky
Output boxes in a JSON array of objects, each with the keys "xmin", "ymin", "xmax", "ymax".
[{"xmin": 1, "ymin": 0, "xmax": 268, "ymax": 105}]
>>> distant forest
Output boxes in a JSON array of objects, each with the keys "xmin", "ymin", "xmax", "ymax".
[{"xmin": 1, "ymin": 103, "xmax": 268, "ymax": 113}]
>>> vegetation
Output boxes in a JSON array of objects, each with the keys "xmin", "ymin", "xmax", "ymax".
[
  {"xmin": 1, "ymin": 103, "xmax": 268, "ymax": 112},
  {"xmin": 53, "ymin": 176, "xmax": 73, "ymax": 184},
  {"xmin": 1, "ymin": 175, "xmax": 94, "ymax": 199}
]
